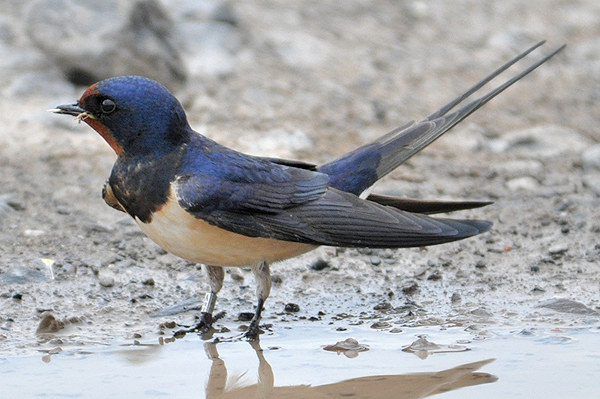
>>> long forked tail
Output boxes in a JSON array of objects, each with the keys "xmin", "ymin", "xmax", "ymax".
[{"xmin": 318, "ymin": 41, "xmax": 566, "ymax": 196}]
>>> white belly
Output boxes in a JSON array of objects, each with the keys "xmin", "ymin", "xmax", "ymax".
[{"xmin": 135, "ymin": 196, "xmax": 316, "ymax": 267}]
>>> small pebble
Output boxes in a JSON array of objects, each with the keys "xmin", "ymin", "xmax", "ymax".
[
  {"xmin": 538, "ymin": 298, "xmax": 598, "ymax": 315},
  {"xmin": 323, "ymin": 338, "xmax": 369, "ymax": 353},
  {"xmin": 581, "ymin": 144, "xmax": 600, "ymax": 170},
  {"xmin": 451, "ymin": 293, "xmax": 462, "ymax": 303},
  {"xmin": 310, "ymin": 258, "xmax": 330, "ymax": 271},
  {"xmin": 284, "ymin": 303, "xmax": 300, "ymax": 313},
  {"xmin": 427, "ymin": 271, "xmax": 442, "ymax": 281},
  {"xmin": 36, "ymin": 313, "xmax": 65, "ymax": 333},
  {"xmin": 7, "ymin": 200, "xmax": 26, "ymax": 211},
  {"xmin": 56, "ymin": 206, "xmax": 70, "ymax": 215},
  {"xmin": 238, "ymin": 312, "xmax": 254, "ymax": 321},
  {"xmin": 402, "ymin": 282, "xmax": 419, "ymax": 295},
  {"xmin": 370, "ymin": 256, "xmax": 381, "ymax": 266},
  {"xmin": 230, "ymin": 270, "xmax": 244, "ymax": 281},
  {"xmin": 370, "ymin": 321, "xmax": 392, "ymax": 329},
  {"xmin": 373, "ymin": 301, "xmax": 392, "ymax": 310},
  {"xmin": 48, "ymin": 347, "xmax": 63, "ymax": 355},
  {"xmin": 99, "ymin": 275, "xmax": 115, "ymax": 287},
  {"xmin": 506, "ymin": 176, "xmax": 539, "ymax": 191},
  {"xmin": 470, "ymin": 307, "xmax": 493, "ymax": 317},
  {"xmin": 518, "ymin": 328, "xmax": 535, "ymax": 336},
  {"xmin": 455, "ymin": 270, "xmax": 468, "ymax": 278},
  {"xmin": 162, "ymin": 321, "xmax": 177, "ymax": 329},
  {"xmin": 549, "ymin": 243, "xmax": 569, "ymax": 255}
]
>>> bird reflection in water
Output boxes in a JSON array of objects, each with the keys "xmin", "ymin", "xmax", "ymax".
[{"xmin": 203, "ymin": 340, "xmax": 497, "ymax": 399}]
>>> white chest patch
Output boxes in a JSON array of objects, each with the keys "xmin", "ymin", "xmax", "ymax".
[{"xmin": 135, "ymin": 195, "xmax": 316, "ymax": 267}]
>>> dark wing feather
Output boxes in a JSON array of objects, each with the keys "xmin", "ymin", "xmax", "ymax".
[
  {"xmin": 247, "ymin": 189, "xmax": 491, "ymax": 248},
  {"xmin": 366, "ymin": 193, "xmax": 493, "ymax": 214},
  {"xmin": 259, "ymin": 156, "xmax": 318, "ymax": 171},
  {"xmin": 178, "ymin": 171, "xmax": 491, "ymax": 248}
]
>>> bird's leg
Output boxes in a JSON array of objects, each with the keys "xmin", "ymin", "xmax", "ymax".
[
  {"xmin": 193, "ymin": 265, "xmax": 225, "ymax": 333},
  {"xmin": 245, "ymin": 261, "xmax": 271, "ymax": 340},
  {"xmin": 249, "ymin": 340, "xmax": 274, "ymax": 394},
  {"xmin": 204, "ymin": 342, "xmax": 226, "ymax": 399}
]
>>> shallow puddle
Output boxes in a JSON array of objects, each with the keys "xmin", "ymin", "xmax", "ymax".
[{"xmin": 2, "ymin": 323, "xmax": 599, "ymax": 398}]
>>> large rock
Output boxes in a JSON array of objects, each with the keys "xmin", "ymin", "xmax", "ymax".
[{"xmin": 25, "ymin": 0, "xmax": 186, "ymax": 88}]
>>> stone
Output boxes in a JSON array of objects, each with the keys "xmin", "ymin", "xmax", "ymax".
[
  {"xmin": 98, "ymin": 275, "xmax": 115, "ymax": 287},
  {"xmin": 537, "ymin": 298, "xmax": 598, "ymax": 315},
  {"xmin": 451, "ymin": 292, "xmax": 462, "ymax": 303},
  {"xmin": 506, "ymin": 176, "xmax": 540, "ymax": 191},
  {"xmin": 581, "ymin": 144, "xmax": 600, "ymax": 170},
  {"xmin": 548, "ymin": 243, "xmax": 569, "ymax": 255},
  {"xmin": 0, "ymin": 260, "xmax": 54, "ymax": 284},
  {"xmin": 323, "ymin": 338, "xmax": 369, "ymax": 353},
  {"xmin": 142, "ymin": 277, "xmax": 155, "ymax": 286},
  {"xmin": 373, "ymin": 301, "xmax": 392, "ymax": 310},
  {"xmin": 25, "ymin": 0, "xmax": 186, "ymax": 88},
  {"xmin": 310, "ymin": 258, "xmax": 330, "ymax": 271},
  {"xmin": 491, "ymin": 125, "xmax": 592, "ymax": 158},
  {"xmin": 284, "ymin": 303, "xmax": 300, "ymax": 312},
  {"xmin": 370, "ymin": 321, "xmax": 392, "ymax": 329},
  {"xmin": 36, "ymin": 313, "xmax": 65, "ymax": 333}
]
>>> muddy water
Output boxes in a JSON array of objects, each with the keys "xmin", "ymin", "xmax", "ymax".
[{"xmin": 2, "ymin": 324, "xmax": 598, "ymax": 398}]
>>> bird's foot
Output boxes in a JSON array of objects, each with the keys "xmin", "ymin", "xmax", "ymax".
[
  {"xmin": 173, "ymin": 311, "xmax": 226, "ymax": 338},
  {"xmin": 242, "ymin": 319, "xmax": 271, "ymax": 341},
  {"xmin": 243, "ymin": 323, "xmax": 261, "ymax": 341}
]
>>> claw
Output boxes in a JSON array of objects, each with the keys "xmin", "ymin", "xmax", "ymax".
[
  {"xmin": 243, "ymin": 321, "xmax": 262, "ymax": 341},
  {"xmin": 173, "ymin": 311, "xmax": 226, "ymax": 338}
]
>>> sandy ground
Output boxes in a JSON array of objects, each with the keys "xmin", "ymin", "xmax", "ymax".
[{"xmin": 1, "ymin": 0, "xmax": 600, "ymax": 355}]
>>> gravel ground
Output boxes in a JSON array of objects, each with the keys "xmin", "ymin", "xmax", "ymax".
[{"xmin": 1, "ymin": 0, "xmax": 599, "ymax": 355}]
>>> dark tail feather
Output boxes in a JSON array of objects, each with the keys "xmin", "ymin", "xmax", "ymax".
[
  {"xmin": 424, "ymin": 40, "xmax": 547, "ymax": 121},
  {"xmin": 366, "ymin": 193, "xmax": 493, "ymax": 214},
  {"xmin": 430, "ymin": 218, "xmax": 492, "ymax": 243},
  {"xmin": 319, "ymin": 42, "xmax": 566, "ymax": 195}
]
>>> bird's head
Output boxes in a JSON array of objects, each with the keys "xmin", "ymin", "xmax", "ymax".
[{"xmin": 52, "ymin": 76, "xmax": 190, "ymax": 156}]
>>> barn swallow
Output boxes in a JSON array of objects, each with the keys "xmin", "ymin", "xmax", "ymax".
[{"xmin": 52, "ymin": 41, "xmax": 564, "ymax": 340}]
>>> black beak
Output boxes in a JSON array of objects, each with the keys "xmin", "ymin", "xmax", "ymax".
[{"xmin": 48, "ymin": 103, "xmax": 87, "ymax": 116}]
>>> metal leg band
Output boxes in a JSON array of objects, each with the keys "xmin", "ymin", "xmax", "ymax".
[{"xmin": 201, "ymin": 292, "xmax": 217, "ymax": 314}]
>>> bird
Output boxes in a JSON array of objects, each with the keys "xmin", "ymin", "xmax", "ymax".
[{"xmin": 51, "ymin": 41, "xmax": 564, "ymax": 340}]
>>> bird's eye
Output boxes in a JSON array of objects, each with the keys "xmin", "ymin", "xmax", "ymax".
[{"xmin": 100, "ymin": 98, "xmax": 116, "ymax": 114}]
